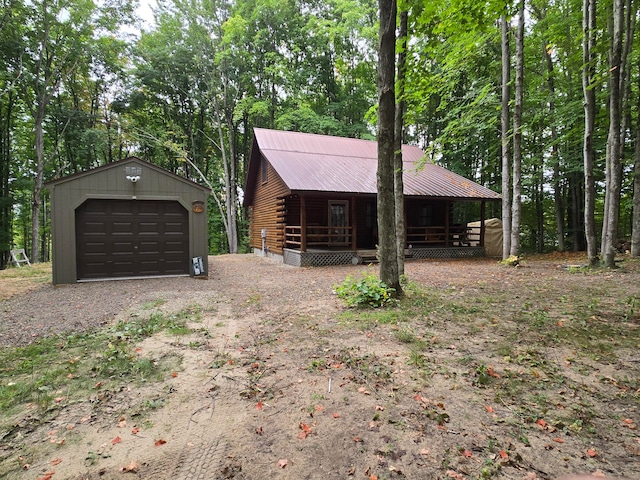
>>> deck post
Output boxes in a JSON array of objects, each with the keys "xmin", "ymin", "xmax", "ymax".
[
  {"xmin": 445, "ymin": 201, "xmax": 451, "ymax": 247},
  {"xmin": 301, "ymin": 195, "xmax": 307, "ymax": 252},
  {"xmin": 480, "ymin": 201, "xmax": 486, "ymax": 247},
  {"xmin": 351, "ymin": 196, "xmax": 357, "ymax": 250}
]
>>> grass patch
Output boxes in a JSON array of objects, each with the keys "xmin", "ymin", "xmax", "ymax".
[
  {"xmin": 0, "ymin": 263, "xmax": 51, "ymax": 301},
  {"xmin": 0, "ymin": 310, "xmax": 196, "ymax": 420}
]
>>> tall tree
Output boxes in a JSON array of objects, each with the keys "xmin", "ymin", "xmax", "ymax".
[
  {"xmin": 394, "ymin": 9, "xmax": 408, "ymax": 277},
  {"xmin": 510, "ymin": 0, "xmax": 524, "ymax": 257},
  {"xmin": 601, "ymin": 0, "xmax": 625, "ymax": 268},
  {"xmin": 582, "ymin": 0, "xmax": 598, "ymax": 265},
  {"xmin": 377, "ymin": 0, "xmax": 401, "ymax": 295},
  {"xmin": 501, "ymin": 13, "xmax": 512, "ymax": 259}
]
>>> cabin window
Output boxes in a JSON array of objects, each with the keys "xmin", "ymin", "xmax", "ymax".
[
  {"xmin": 418, "ymin": 205, "xmax": 433, "ymax": 227},
  {"xmin": 261, "ymin": 157, "xmax": 268, "ymax": 183}
]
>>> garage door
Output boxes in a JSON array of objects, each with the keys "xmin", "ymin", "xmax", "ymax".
[{"xmin": 75, "ymin": 199, "xmax": 190, "ymax": 280}]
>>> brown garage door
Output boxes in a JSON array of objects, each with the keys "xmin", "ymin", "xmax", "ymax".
[{"xmin": 76, "ymin": 199, "xmax": 190, "ymax": 280}]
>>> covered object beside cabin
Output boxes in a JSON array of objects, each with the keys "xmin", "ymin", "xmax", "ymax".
[{"xmin": 46, "ymin": 157, "xmax": 210, "ymax": 285}]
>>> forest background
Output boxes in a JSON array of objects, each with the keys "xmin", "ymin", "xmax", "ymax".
[{"xmin": 1, "ymin": 0, "xmax": 639, "ymax": 268}]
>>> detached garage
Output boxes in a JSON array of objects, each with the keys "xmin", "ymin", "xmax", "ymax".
[{"xmin": 47, "ymin": 157, "xmax": 210, "ymax": 285}]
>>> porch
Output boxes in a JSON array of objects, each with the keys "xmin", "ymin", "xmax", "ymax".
[{"xmin": 282, "ymin": 224, "xmax": 486, "ymax": 267}]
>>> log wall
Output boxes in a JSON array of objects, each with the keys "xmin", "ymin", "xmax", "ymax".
[{"xmin": 248, "ymin": 158, "xmax": 290, "ymax": 254}]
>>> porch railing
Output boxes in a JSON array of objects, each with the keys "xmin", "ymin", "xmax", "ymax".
[
  {"xmin": 405, "ymin": 225, "xmax": 480, "ymax": 248},
  {"xmin": 285, "ymin": 224, "xmax": 482, "ymax": 250},
  {"xmin": 285, "ymin": 225, "xmax": 353, "ymax": 249}
]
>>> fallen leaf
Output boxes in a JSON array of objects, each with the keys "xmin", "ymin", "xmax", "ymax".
[
  {"xmin": 315, "ymin": 405, "xmax": 324, "ymax": 412},
  {"xmin": 171, "ymin": 372, "xmax": 178, "ymax": 378},
  {"xmin": 332, "ymin": 413, "xmax": 340, "ymax": 418},
  {"xmin": 94, "ymin": 382, "xmax": 103, "ymax": 388},
  {"xmin": 50, "ymin": 458, "xmax": 62, "ymax": 466},
  {"xmin": 484, "ymin": 405, "xmax": 494, "ymax": 413},
  {"xmin": 553, "ymin": 437, "xmax": 564, "ymax": 443},
  {"xmin": 131, "ymin": 427, "xmax": 140, "ymax": 435},
  {"xmin": 487, "ymin": 366, "xmax": 500, "ymax": 378},
  {"xmin": 120, "ymin": 461, "xmax": 139, "ymax": 473},
  {"xmin": 498, "ymin": 450, "xmax": 508, "ymax": 459},
  {"xmin": 462, "ymin": 449, "xmax": 472, "ymax": 458},
  {"xmin": 586, "ymin": 448, "xmax": 597, "ymax": 457},
  {"xmin": 256, "ymin": 401, "xmax": 263, "ymax": 410},
  {"xmin": 278, "ymin": 458, "xmax": 288, "ymax": 468},
  {"xmin": 111, "ymin": 436, "xmax": 122, "ymax": 445},
  {"xmin": 154, "ymin": 439, "xmax": 167, "ymax": 447},
  {"xmin": 37, "ymin": 471, "xmax": 55, "ymax": 480}
]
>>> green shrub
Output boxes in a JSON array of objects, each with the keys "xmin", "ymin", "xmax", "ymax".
[{"xmin": 334, "ymin": 274, "xmax": 395, "ymax": 308}]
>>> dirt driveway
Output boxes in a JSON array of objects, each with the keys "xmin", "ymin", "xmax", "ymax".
[{"xmin": 0, "ymin": 253, "xmax": 638, "ymax": 480}]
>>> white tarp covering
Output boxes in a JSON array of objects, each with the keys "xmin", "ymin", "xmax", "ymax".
[{"xmin": 467, "ymin": 218, "xmax": 503, "ymax": 257}]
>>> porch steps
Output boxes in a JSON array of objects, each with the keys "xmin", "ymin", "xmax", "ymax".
[{"xmin": 356, "ymin": 249, "xmax": 415, "ymax": 264}]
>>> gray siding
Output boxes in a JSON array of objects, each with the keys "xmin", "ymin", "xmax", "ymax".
[{"xmin": 48, "ymin": 158, "xmax": 209, "ymax": 284}]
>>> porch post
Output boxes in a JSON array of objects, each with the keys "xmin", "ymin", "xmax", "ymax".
[
  {"xmin": 480, "ymin": 201, "xmax": 486, "ymax": 248},
  {"xmin": 445, "ymin": 201, "xmax": 451, "ymax": 247},
  {"xmin": 351, "ymin": 196, "xmax": 357, "ymax": 251},
  {"xmin": 301, "ymin": 195, "xmax": 307, "ymax": 252}
]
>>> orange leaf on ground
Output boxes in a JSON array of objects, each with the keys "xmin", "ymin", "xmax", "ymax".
[
  {"xmin": 154, "ymin": 439, "xmax": 167, "ymax": 447},
  {"xmin": 256, "ymin": 401, "xmax": 263, "ymax": 410},
  {"xmin": 498, "ymin": 450, "xmax": 508, "ymax": 459},
  {"xmin": 553, "ymin": 438, "xmax": 564, "ymax": 443},
  {"xmin": 278, "ymin": 458, "xmax": 288, "ymax": 468},
  {"xmin": 487, "ymin": 366, "xmax": 500, "ymax": 378},
  {"xmin": 120, "ymin": 461, "xmax": 139, "ymax": 473},
  {"xmin": 50, "ymin": 458, "xmax": 62, "ymax": 466},
  {"xmin": 131, "ymin": 427, "xmax": 140, "ymax": 434},
  {"xmin": 462, "ymin": 449, "xmax": 473, "ymax": 458},
  {"xmin": 586, "ymin": 448, "xmax": 597, "ymax": 457},
  {"xmin": 112, "ymin": 436, "xmax": 122, "ymax": 445},
  {"xmin": 37, "ymin": 471, "xmax": 55, "ymax": 480},
  {"xmin": 171, "ymin": 372, "xmax": 178, "ymax": 378},
  {"xmin": 332, "ymin": 413, "xmax": 340, "ymax": 418},
  {"xmin": 484, "ymin": 405, "xmax": 494, "ymax": 413},
  {"xmin": 535, "ymin": 419, "xmax": 547, "ymax": 428},
  {"xmin": 315, "ymin": 405, "xmax": 324, "ymax": 412}
]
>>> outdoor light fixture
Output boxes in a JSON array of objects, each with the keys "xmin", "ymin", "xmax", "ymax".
[{"xmin": 125, "ymin": 165, "xmax": 142, "ymax": 183}]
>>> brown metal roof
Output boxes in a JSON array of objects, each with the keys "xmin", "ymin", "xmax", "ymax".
[{"xmin": 249, "ymin": 128, "xmax": 500, "ymax": 201}]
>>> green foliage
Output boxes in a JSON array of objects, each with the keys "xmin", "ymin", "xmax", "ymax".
[{"xmin": 334, "ymin": 273, "xmax": 395, "ymax": 308}]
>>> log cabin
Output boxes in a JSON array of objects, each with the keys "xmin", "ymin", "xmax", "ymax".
[{"xmin": 243, "ymin": 128, "xmax": 501, "ymax": 267}]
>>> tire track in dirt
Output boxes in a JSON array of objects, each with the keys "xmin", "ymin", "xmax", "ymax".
[{"xmin": 132, "ymin": 299, "xmax": 245, "ymax": 479}]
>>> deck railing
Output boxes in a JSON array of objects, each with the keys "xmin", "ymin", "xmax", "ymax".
[
  {"xmin": 285, "ymin": 225, "xmax": 353, "ymax": 249},
  {"xmin": 285, "ymin": 224, "xmax": 482, "ymax": 250},
  {"xmin": 405, "ymin": 225, "xmax": 480, "ymax": 248}
]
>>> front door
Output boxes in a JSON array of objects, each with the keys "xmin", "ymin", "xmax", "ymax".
[{"xmin": 328, "ymin": 200, "xmax": 348, "ymax": 244}]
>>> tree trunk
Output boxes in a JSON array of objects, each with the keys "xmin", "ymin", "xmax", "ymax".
[
  {"xmin": 602, "ymin": 0, "xmax": 624, "ymax": 268},
  {"xmin": 377, "ymin": 0, "xmax": 401, "ymax": 295},
  {"xmin": 31, "ymin": 100, "xmax": 46, "ymax": 263},
  {"xmin": 500, "ymin": 14, "xmax": 512, "ymax": 259},
  {"xmin": 540, "ymin": 21, "xmax": 565, "ymax": 251},
  {"xmin": 632, "ymin": 59, "xmax": 640, "ymax": 257},
  {"xmin": 582, "ymin": 0, "xmax": 599, "ymax": 265},
  {"xmin": 394, "ymin": 10, "xmax": 408, "ymax": 278},
  {"xmin": 510, "ymin": 1, "xmax": 524, "ymax": 257}
]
